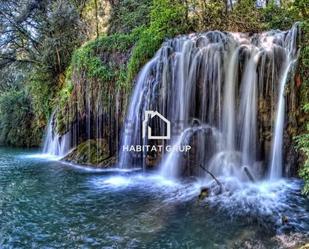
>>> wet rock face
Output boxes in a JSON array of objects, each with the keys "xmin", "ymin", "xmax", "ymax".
[
  {"xmin": 51, "ymin": 35, "xmax": 134, "ymax": 164},
  {"xmin": 257, "ymin": 68, "xmax": 303, "ymax": 177},
  {"xmin": 55, "ymin": 77, "xmax": 124, "ymax": 164}
]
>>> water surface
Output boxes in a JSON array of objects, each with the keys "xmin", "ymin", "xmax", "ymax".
[{"xmin": 0, "ymin": 148, "xmax": 308, "ymax": 248}]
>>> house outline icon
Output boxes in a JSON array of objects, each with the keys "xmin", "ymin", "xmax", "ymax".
[{"xmin": 142, "ymin": 110, "xmax": 171, "ymax": 140}]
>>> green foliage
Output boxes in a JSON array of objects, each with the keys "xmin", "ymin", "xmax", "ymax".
[
  {"xmin": 229, "ymin": 0, "xmax": 264, "ymax": 31},
  {"xmin": 0, "ymin": 90, "xmax": 40, "ymax": 147},
  {"xmin": 0, "ymin": 64, "xmax": 26, "ymax": 92},
  {"xmin": 27, "ymin": 0, "xmax": 84, "ymax": 124},
  {"xmin": 39, "ymin": 1, "xmax": 84, "ymax": 75},
  {"xmin": 0, "ymin": 0, "xmax": 85, "ymax": 146},
  {"xmin": 108, "ymin": 0, "xmax": 152, "ymax": 34},
  {"xmin": 191, "ymin": 0, "xmax": 227, "ymax": 31},
  {"xmin": 292, "ymin": 0, "xmax": 309, "ymax": 20},
  {"xmin": 72, "ymin": 45, "xmax": 113, "ymax": 81},
  {"xmin": 54, "ymin": 31, "xmax": 142, "ymax": 134},
  {"xmin": 28, "ymin": 70, "xmax": 54, "ymax": 124},
  {"xmin": 58, "ymin": 68, "xmax": 74, "ymax": 113},
  {"xmin": 261, "ymin": 1, "xmax": 299, "ymax": 30},
  {"xmin": 71, "ymin": 32, "xmax": 139, "ymax": 82},
  {"xmin": 149, "ymin": 0, "xmax": 187, "ymax": 35},
  {"xmin": 295, "ymin": 20, "xmax": 309, "ymax": 194},
  {"xmin": 296, "ymin": 124, "xmax": 309, "ymax": 195},
  {"xmin": 127, "ymin": 0, "xmax": 187, "ymax": 84},
  {"xmin": 299, "ymin": 21, "xmax": 309, "ymax": 78}
]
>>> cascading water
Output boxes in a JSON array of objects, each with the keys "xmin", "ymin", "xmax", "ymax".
[
  {"xmin": 43, "ymin": 112, "xmax": 71, "ymax": 157},
  {"xmin": 269, "ymin": 26, "xmax": 299, "ymax": 179},
  {"xmin": 120, "ymin": 24, "xmax": 299, "ymax": 181}
]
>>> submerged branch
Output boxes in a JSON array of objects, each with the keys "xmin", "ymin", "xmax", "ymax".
[
  {"xmin": 243, "ymin": 166, "xmax": 255, "ymax": 183},
  {"xmin": 199, "ymin": 164, "xmax": 222, "ymax": 193}
]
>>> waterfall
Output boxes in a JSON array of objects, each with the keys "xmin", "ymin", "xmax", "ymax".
[
  {"xmin": 43, "ymin": 112, "xmax": 71, "ymax": 157},
  {"xmin": 269, "ymin": 25, "xmax": 299, "ymax": 179},
  {"xmin": 120, "ymin": 24, "xmax": 299, "ymax": 180}
]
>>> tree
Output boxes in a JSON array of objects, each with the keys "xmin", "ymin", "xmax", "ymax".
[
  {"xmin": 0, "ymin": 0, "xmax": 87, "ymax": 146},
  {"xmin": 0, "ymin": 0, "xmax": 85, "ymax": 74}
]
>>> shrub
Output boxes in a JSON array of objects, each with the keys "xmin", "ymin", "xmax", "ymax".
[{"xmin": 0, "ymin": 90, "xmax": 40, "ymax": 147}]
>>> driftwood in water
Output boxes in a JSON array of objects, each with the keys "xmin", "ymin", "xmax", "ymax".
[
  {"xmin": 199, "ymin": 164, "xmax": 222, "ymax": 194},
  {"xmin": 243, "ymin": 166, "xmax": 255, "ymax": 182}
]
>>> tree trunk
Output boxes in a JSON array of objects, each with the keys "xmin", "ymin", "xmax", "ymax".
[{"xmin": 94, "ymin": 0, "xmax": 99, "ymax": 38}]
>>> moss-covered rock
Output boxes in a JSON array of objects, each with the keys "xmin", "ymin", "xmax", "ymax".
[
  {"xmin": 64, "ymin": 139, "xmax": 116, "ymax": 167},
  {"xmin": 54, "ymin": 31, "xmax": 143, "ymax": 136}
]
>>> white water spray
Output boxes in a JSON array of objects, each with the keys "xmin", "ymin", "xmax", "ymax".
[{"xmin": 43, "ymin": 113, "xmax": 71, "ymax": 157}]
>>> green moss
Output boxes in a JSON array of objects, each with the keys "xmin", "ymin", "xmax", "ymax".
[
  {"xmin": 64, "ymin": 139, "xmax": 115, "ymax": 167},
  {"xmin": 71, "ymin": 43, "xmax": 113, "ymax": 81},
  {"xmin": 53, "ymin": 66, "xmax": 75, "ymax": 134},
  {"xmin": 54, "ymin": 31, "xmax": 143, "ymax": 134},
  {"xmin": 70, "ymin": 32, "xmax": 140, "ymax": 86}
]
